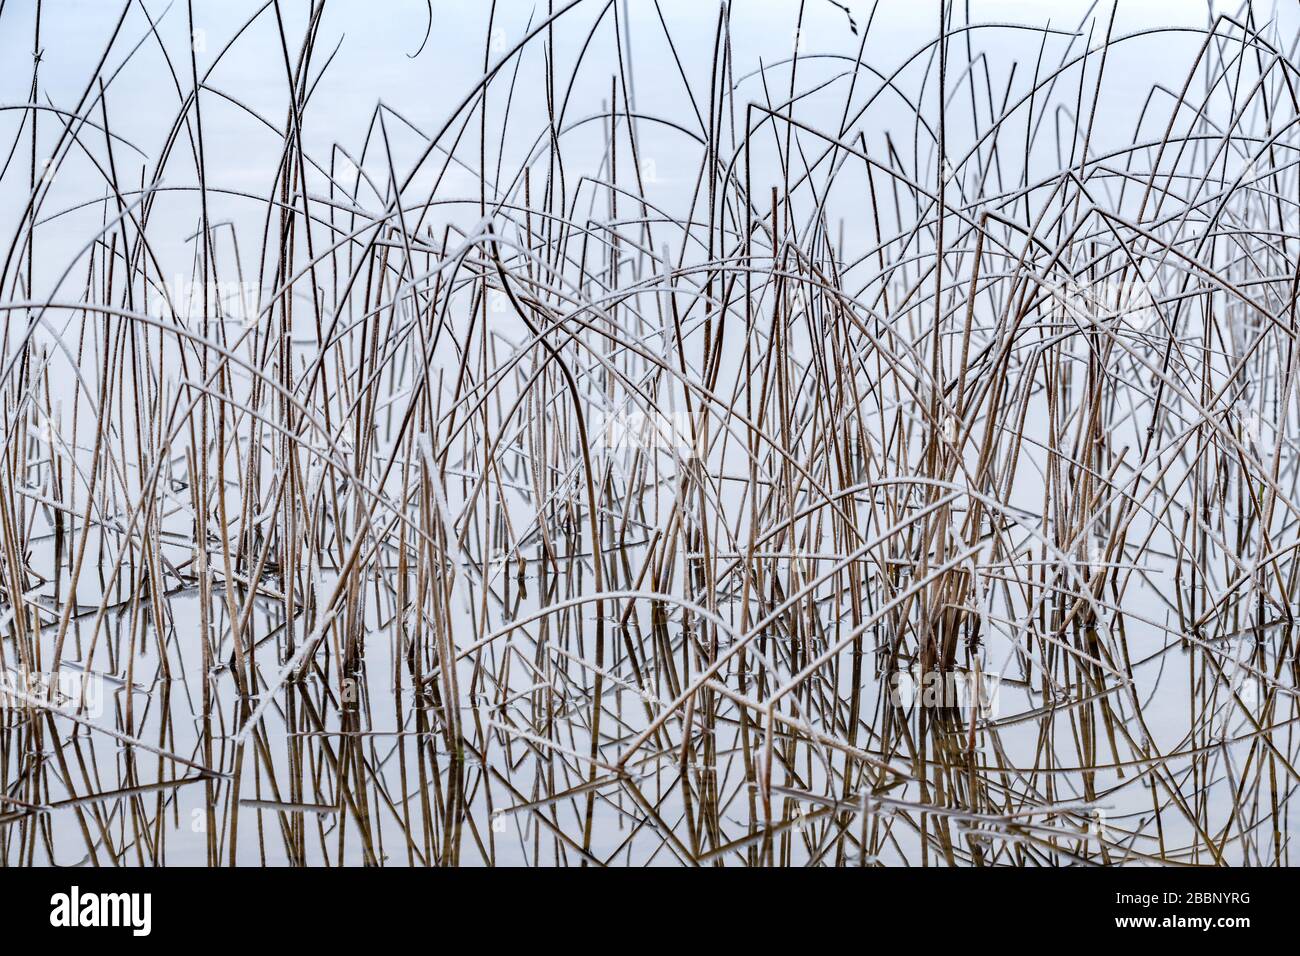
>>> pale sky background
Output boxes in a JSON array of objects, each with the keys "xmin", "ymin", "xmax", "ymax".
[{"xmin": 2, "ymin": 0, "xmax": 1293, "ymax": 294}]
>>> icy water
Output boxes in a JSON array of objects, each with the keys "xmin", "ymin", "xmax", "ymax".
[{"xmin": 2, "ymin": 0, "xmax": 1299, "ymax": 866}]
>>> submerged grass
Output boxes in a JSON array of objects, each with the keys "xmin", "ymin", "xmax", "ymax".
[{"xmin": 1, "ymin": 0, "xmax": 1299, "ymax": 865}]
